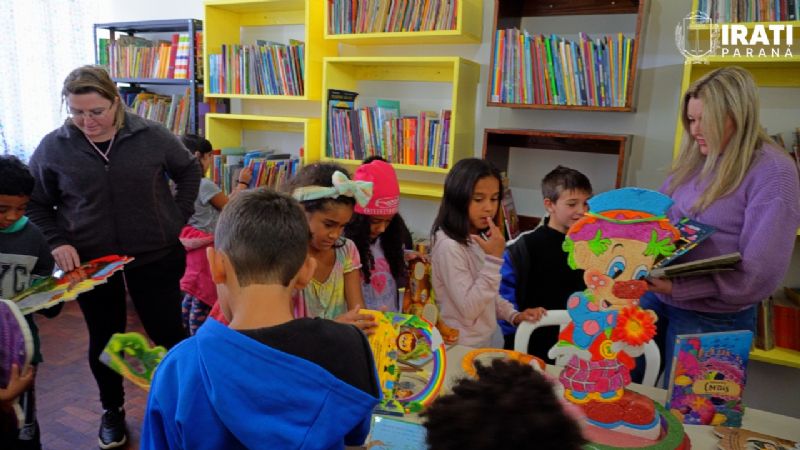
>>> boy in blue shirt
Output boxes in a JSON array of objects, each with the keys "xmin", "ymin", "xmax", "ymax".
[
  {"xmin": 0, "ymin": 155, "xmax": 61, "ymax": 449},
  {"xmin": 499, "ymin": 166, "xmax": 592, "ymax": 361},
  {"xmin": 142, "ymin": 189, "xmax": 380, "ymax": 450}
]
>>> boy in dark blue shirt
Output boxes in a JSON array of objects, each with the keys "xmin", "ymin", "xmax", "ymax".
[
  {"xmin": 0, "ymin": 155, "xmax": 61, "ymax": 449},
  {"xmin": 499, "ymin": 166, "xmax": 592, "ymax": 361}
]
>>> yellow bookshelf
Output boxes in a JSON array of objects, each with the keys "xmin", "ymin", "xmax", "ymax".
[
  {"xmin": 320, "ymin": 56, "xmax": 480, "ymax": 198},
  {"xmin": 203, "ymin": 0, "xmax": 337, "ymax": 100},
  {"xmin": 205, "ymin": 113, "xmax": 320, "ymax": 164},
  {"xmin": 750, "ymin": 347, "xmax": 800, "ymax": 369},
  {"xmin": 324, "ymin": 0, "xmax": 483, "ymax": 45}
]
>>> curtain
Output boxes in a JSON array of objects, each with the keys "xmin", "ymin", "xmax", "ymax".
[{"xmin": 0, "ymin": 0, "xmax": 96, "ymax": 159}]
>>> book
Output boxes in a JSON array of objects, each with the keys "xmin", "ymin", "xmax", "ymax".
[
  {"xmin": 365, "ymin": 415, "xmax": 428, "ymax": 450},
  {"xmin": 648, "ymin": 252, "xmax": 741, "ymax": 279},
  {"xmin": 774, "ymin": 289, "xmax": 800, "ymax": 351},
  {"xmin": 499, "ymin": 172, "xmax": 520, "ymax": 240},
  {"xmin": 666, "ymin": 330, "xmax": 754, "ymax": 427},
  {"xmin": 652, "ymin": 218, "xmax": 716, "ymax": 270},
  {"xmin": 714, "ymin": 426, "xmax": 799, "ymax": 450},
  {"xmin": 755, "ymin": 297, "xmax": 775, "ymax": 351}
]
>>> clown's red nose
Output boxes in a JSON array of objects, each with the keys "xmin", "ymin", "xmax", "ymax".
[{"xmin": 612, "ymin": 280, "xmax": 648, "ymax": 299}]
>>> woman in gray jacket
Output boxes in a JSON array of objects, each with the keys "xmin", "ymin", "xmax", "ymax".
[{"xmin": 27, "ymin": 65, "xmax": 201, "ymax": 449}]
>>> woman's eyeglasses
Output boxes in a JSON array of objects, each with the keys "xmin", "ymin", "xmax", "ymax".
[{"xmin": 68, "ymin": 105, "xmax": 111, "ymax": 120}]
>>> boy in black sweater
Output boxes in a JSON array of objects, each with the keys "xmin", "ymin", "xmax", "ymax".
[{"xmin": 499, "ymin": 166, "xmax": 592, "ymax": 361}]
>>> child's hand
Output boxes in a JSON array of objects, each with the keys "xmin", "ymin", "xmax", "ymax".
[
  {"xmin": 335, "ymin": 307, "xmax": 379, "ymax": 335},
  {"xmin": 403, "ymin": 250, "xmax": 428, "ymax": 264},
  {"xmin": 513, "ymin": 307, "xmax": 547, "ymax": 325},
  {"xmin": 0, "ymin": 364, "xmax": 34, "ymax": 403},
  {"xmin": 470, "ymin": 217, "xmax": 505, "ymax": 258},
  {"xmin": 238, "ymin": 167, "xmax": 253, "ymax": 185}
]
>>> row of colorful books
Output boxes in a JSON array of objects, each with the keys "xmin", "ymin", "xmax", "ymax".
[
  {"xmin": 207, "ymin": 40, "xmax": 305, "ymax": 96},
  {"xmin": 211, "ymin": 149, "xmax": 301, "ymax": 194},
  {"xmin": 101, "ymin": 32, "xmax": 200, "ymax": 80},
  {"xmin": 327, "ymin": 0, "xmax": 458, "ymax": 34},
  {"xmin": 326, "ymin": 90, "xmax": 451, "ymax": 168},
  {"xmin": 490, "ymin": 29, "xmax": 635, "ymax": 108},
  {"xmin": 121, "ymin": 88, "xmax": 225, "ymax": 136},
  {"xmin": 696, "ymin": 0, "xmax": 798, "ymax": 22}
]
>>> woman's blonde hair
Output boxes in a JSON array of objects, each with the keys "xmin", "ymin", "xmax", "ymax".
[
  {"xmin": 61, "ymin": 65, "xmax": 125, "ymax": 130},
  {"xmin": 667, "ymin": 66, "xmax": 774, "ymax": 212}
]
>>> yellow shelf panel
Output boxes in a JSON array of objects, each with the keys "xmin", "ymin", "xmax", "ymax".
[
  {"xmin": 205, "ymin": 113, "xmax": 319, "ymax": 164},
  {"xmin": 398, "ymin": 180, "xmax": 444, "ymax": 199},
  {"xmin": 204, "ymin": 0, "xmax": 338, "ymax": 100},
  {"xmin": 750, "ymin": 347, "xmax": 800, "ymax": 369},
  {"xmin": 320, "ymin": 56, "xmax": 480, "ymax": 179},
  {"xmin": 322, "ymin": 157, "xmax": 449, "ymax": 174},
  {"xmin": 323, "ymin": 0, "xmax": 481, "ymax": 45}
]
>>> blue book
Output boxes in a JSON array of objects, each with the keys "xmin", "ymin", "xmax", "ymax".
[{"xmin": 366, "ymin": 416, "xmax": 427, "ymax": 450}]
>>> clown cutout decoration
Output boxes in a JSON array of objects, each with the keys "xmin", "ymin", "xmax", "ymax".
[{"xmin": 550, "ymin": 188, "xmax": 681, "ymax": 442}]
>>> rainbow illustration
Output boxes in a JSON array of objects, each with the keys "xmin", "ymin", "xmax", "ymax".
[{"xmin": 399, "ymin": 325, "xmax": 446, "ymax": 412}]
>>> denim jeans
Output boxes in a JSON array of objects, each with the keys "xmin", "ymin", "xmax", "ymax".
[{"xmin": 631, "ymin": 291, "xmax": 757, "ymax": 388}]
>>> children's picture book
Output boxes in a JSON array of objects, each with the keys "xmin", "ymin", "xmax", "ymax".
[
  {"xmin": 361, "ymin": 309, "xmax": 446, "ymax": 416},
  {"xmin": 652, "ymin": 218, "xmax": 716, "ymax": 270},
  {"xmin": 8, "ymin": 255, "xmax": 134, "ymax": 315},
  {"xmin": 666, "ymin": 330, "xmax": 754, "ymax": 427},
  {"xmin": 714, "ymin": 426, "xmax": 800, "ymax": 450},
  {"xmin": 648, "ymin": 252, "xmax": 741, "ymax": 279},
  {"xmin": 365, "ymin": 415, "xmax": 427, "ymax": 450},
  {"xmin": 99, "ymin": 332, "xmax": 166, "ymax": 391},
  {"xmin": 402, "ymin": 258, "xmax": 459, "ymax": 345}
]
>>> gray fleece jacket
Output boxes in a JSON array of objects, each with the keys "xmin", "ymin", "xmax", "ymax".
[{"xmin": 27, "ymin": 112, "xmax": 201, "ymax": 267}]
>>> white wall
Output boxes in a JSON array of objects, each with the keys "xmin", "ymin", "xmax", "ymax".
[{"xmin": 94, "ymin": 0, "xmax": 800, "ymax": 417}]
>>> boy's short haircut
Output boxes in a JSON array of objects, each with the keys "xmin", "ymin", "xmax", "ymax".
[
  {"xmin": 214, "ymin": 188, "xmax": 309, "ymax": 287},
  {"xmin": 0, "ymin": 155, "xmax": 35, "ymax": 197},
  {"xmin": 541, "ymin": 165, "xmax": 592, "ymax": 202},
  {"xmin": 422, "ymin": 359, "xmax": 585, "ymax": 450}
]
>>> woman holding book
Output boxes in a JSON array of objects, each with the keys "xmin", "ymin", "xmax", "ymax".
[
  {"xmin": 639, "ymin": 66, "xmax": 800, "ymax": 385},
  {"xmin": 27, "ymin": 65, "xmax": 200, "ymax": 448}
]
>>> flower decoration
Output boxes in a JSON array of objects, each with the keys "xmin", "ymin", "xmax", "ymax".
[{"xmin": 611, "ymin": 307, "xmax": 657, "ymax": 345}]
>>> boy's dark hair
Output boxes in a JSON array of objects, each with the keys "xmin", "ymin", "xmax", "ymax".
[
  {"xmin": 284, "ymin": 162, "xmax": 356, "ymax": 213},
  {"xmin": 0, "ymin": 155, "xmax": 35, "ymax": 196},
  {"xmin": 422, "ymin": 359, "xmax": 586, "ymax": 450},
  {"xmin": 431, "ymin": 158, "xmax": 503, "ymax": 245},
  {"xmin": 346, "ymin": 213, "xmax": 412, "ymax": 285},
  {"xmin": 362, "ymin": 155, "xmax": 387, "ymax": 164},
  {"xmin": 214, "ymin": 189, "xmax": 309, "ymax": 287},
  {"xmin": 541, "ymin": 165, "xmax": 592, "ymax": 202},
  {"xmin": 181, "ymin": 134, "xmax": 213, "ymax": 155}
]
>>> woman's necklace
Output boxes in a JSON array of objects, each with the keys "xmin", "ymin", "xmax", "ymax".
[{"xmin": 83, "ymin": 133, "xmax": 115, "ymax": 164}]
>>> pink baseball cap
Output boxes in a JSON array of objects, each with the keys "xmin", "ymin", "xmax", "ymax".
[{"xmin": 353, "ymin": 159, "xmax": 400, "ymax": 216}]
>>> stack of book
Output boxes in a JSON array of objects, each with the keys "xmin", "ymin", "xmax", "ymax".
[
  {"xmin": 490, "ymin": 29, "xmax": 635, "ymax": 107},
  {"xmin": 207, "ymin": 40, "xmax": 305, "ymax": 96},
  {"xmin": 696, "ymin": 0, "xmax": 798, "ymax": 22},
  {"xmin": 105, "ymin": 32, "xmax": 199, "ymax": 80},
  {"xmin": 328, "ymin": 0, "xmax": 457, "ymax": 34},
  {"xmin": 212, "ymin": 148, "xmax": 301, "ymax": 194},
  {"xmin": 327, "ymin": 90, "xmax": 451, "ymax": 168}
]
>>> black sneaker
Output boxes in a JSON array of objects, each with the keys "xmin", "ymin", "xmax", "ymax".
[{"xmin": 98, "ymin": 407, "xmax": 127, "ymax": 449}]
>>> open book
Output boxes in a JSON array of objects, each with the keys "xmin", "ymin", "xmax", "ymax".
[{"xmin": 649, "ymin": 252, "xmax": 741, "ymax": 279}]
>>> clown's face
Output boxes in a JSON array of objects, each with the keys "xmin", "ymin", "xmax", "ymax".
[{"xmin": 572, "ymin": 238, "xmax": 655, "ymax": 310}]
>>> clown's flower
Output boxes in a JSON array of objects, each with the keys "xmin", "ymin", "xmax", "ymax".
[{"xmin": 611, "ymin": 307, "xmax": 657, "ymax": 345}]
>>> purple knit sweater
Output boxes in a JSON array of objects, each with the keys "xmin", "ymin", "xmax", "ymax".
[{"xmin": 658, "ymin": 144, "xmax": 800, "ymax": 313}]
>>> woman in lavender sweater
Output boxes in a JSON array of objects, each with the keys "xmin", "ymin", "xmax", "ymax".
[{"xmin": 641, "ymin": 66, "xmax": 800, "ymax": 385}]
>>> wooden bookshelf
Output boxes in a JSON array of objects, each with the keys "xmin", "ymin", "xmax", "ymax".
[
  {"xmin": 483, "ymin": 128, "xmax": 630, "ymax": 231},
  {"xmin": 324, "ymin": 0, "xmax": 483, "ymax": 45},
  {"xmin": 320, "ymin": 56, "xmax": 480, "ymax": 198},
  {"xmin": 487, "ymin": 0, "xmax": 648, "ymax": 111},
  {"xmin": 205, "ymin": 113, "xmax": 319, "ymax": 164},
  {"xmin": 203, "ymin": 0, "xmax": 338, "ymax": 101}
]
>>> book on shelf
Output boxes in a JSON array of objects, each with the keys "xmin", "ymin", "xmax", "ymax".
[
  {"xmin": 328, "ymin": 0, "xmax": 458, "ymax": 35},
  {"xmin": 326, "ymin": 91, "xmax": 451, "ymax": 168},
  {"xmin": 755, "ymin": 297, "xmax": 775, "ymax": 351},
  {"xmin": 666, "ymin": 330, "xmax": 754, "ymax": 427},
  {"xmin": 490, "ymin": 28, "xmax": 635, "ymax": 107},
  {"xmin": 208, "ymin": 40, "xmax": 304, "ymax": 96},
  {"xmin": 773, "ymin": 287, "xmax": 800, "ymax": 351},
  {"xmin": 499, "ymin": 173, "xmax": 520, "ymax": 240},
  {"xmin": 108, "ymin": 33, "xmax": 192, "ymax": 80},
  {"xmin": 213, "ymin": 148, "xmax": 301, "ymax": 194},
  {"xmin": 696, "ymin": 0, "xmax": 799, "ymax": 23},
  {"xmin": 648, "ymin": 252, "xmax": 741, "ymax": 279}
]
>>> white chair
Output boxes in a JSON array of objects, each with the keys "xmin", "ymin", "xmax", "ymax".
[{"xmin": 513, "ymin": 309, "xmax": 661, "ymax": 387}]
